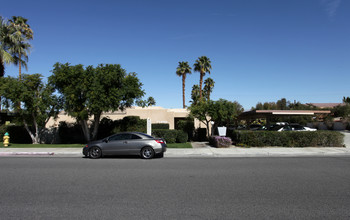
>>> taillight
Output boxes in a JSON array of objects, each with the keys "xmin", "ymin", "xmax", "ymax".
[{"xmin": 155, "ymin": 139, "xmax": 164, "ymax": 144}]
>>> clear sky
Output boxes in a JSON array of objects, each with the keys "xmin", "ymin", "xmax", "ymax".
[{"xmin": 1, "ymin": 0, "xmax": 349, "ymax": 110}]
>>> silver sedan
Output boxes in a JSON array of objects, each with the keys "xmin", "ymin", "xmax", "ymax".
[{"xmin": 83, "ymin": 132, "xmax": 167, "ymax": 159}]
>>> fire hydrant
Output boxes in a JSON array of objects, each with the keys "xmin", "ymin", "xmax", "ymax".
[{"xmin": 3, "ymin": 132, "xmax": 10, "ymax": 147}]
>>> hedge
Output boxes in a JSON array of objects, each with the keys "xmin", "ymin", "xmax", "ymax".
[
  {"xmin": 152, "ymin": 129, "xmax": 188, "ymax": 144},
  {"xmin": 229, "ymin": 130, "xmax": 344, "ymax": 147},
  {"xmin": 152, "ymin": 123, "xmax": 169, "ymax": 130},
  {"xmin": 0, "ymin": 125, "xmax": 32, "ymax": 144}
]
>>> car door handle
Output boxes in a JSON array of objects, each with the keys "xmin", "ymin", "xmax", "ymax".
[{"xmin": 123, "ymin": 141, "xmax": 128, "ymax": 144}]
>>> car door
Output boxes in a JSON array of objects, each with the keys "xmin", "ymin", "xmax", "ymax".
[
  {"xmin": 121, "ymin": 134, "xmax": 144, "ymax": 155},
  {"xmin": 102, "ymin": 134, "xmax": 130, "ymax": 155}
]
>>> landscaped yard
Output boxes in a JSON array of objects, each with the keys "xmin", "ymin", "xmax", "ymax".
[{"xmin": 0, "ymin": 142, "xmax": 193, "ymax": 148}]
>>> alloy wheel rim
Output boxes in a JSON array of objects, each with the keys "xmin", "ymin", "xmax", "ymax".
[
  {"xmin": 143, "ymin": 148, "xmax": 152, "ymax": 158},
  {"xmin": 91, "ymin": 148, "xmax": 100, "ymax": 157}
]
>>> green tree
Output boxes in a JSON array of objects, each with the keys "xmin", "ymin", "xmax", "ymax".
[
  {"xmin": 49, "ymin": 63, "xmax": 145, "ymax": 142},
  {"xmin": 343, "ymin": 96, "xmax": 350, "ymax": 104},
  {"xmin": 9, "ymin": 16, "xmax": 33, "ymax": 80},
  {"xmin": 203, "ymin": 77, "xmax": 215, "ymax": 101},
  {"xmin": 189, "ymin": 100, "xmax": 214, "ymax": 137},
  {"xmin": 0, "ymin": 74, "xmax": 61, "ymax": 144},
  {"xmin": 194, "ymin": 56, "xmax": 212, "ymax": 101},
  {"xmin": 176, "ymin": 61, "xmax": 192, "ymax": 108},
  {"xmin": 147, "ymin": 96, "xmax": 156, "ymax": 106},
  {"xmin": 209, "ymin": 99, "xmax": 244, "ymax": 134},
  {"xmin": 190, "ymin": 99, "xmax": 243, "ymax": 137},
  {"xmin": 190, "ymin": 84, "xmax": 200, "ymax": 105},
  {"xmin": 136, "ymin": 96, "xmax": 156, "ymax": 107}
]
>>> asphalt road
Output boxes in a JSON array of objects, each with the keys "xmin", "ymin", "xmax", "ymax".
[{"xmin": 0, "ymin": 157, "xmax": 349, "ymax": 220}]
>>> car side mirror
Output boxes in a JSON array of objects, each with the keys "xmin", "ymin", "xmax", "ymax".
[{"xmin": 104, "ymin": 138, "xmax": 109, "ymax": 143}]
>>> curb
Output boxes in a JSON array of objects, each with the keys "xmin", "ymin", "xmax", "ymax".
[{"xmin": 0, "ymin": 152, "xmax": 55, "ymax": 156}]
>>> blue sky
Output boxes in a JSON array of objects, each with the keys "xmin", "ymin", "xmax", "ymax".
[{"xmin": 1, "ymin": 0, "xmax": 349, "ymax": 110}]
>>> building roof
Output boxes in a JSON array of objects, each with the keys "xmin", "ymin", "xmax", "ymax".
[{"xmin": 239, "ymin": 110, "xmax": 331, "ymax": 120}]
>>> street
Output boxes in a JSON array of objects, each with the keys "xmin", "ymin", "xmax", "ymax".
[{"xmin": 0, "ymin": 157, "xmax": 349, "ymax": 219}]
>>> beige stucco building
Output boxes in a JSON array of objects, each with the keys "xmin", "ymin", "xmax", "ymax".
[{"xmin": 46, "ymin": 106, "xmax": 205, "ymax": 130}]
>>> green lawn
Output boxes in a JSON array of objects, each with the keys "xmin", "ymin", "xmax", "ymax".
[
  {"xmin": 166, "ymin": 142, "xmax": 192, "ymax": 148},
  {"xmin": 0, "ymin": 142, "xmax": 193, "ymax": 148}
]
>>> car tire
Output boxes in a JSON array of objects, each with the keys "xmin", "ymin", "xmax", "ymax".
[
  {"xmin": 141, "ymin": 147, "xmax": 155, "ymax": 159},
  {"xmin": 156, "ymin": 152, "xmax": 164, "ymax": 158},
  {"xmin": 89, "ymin": 146, "xmax": 102, "ymax": 159}
]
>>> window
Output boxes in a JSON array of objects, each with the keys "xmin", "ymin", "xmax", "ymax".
[{"xmin": 131, "ymin": 134, "xmax": 142, "ymax": 139}]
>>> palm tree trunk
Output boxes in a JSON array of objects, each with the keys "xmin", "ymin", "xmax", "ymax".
[
  {"xmin": 18, "ymin": 54, "xmax": 21, "ymax": 80},
  {"xmin": 199, "ymin": 72, "xmax": 204, "ymax": 100},
  {"xmin": 182, "ymin": 75, "xmax": 186, "ymax": 108}
]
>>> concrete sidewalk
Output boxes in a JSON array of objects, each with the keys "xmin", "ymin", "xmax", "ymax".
[{"xmin": 1, "ymin": 145, "xmax": 350, "ymax": 158}]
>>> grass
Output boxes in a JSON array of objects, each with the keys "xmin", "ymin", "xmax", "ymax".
[
  {"xmin": 0, "ymin": 142, "xmax": 193, "ymax": 148},
  {"xmin": 166, "ymin": 142, "xmax": 192, "ymax": 148}
]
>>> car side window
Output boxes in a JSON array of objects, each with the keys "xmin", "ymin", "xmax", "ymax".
[
  {"xmin": 131, "ymin": 134, "xmax": 142, "ymax": 139},
  {"xmin": 110, "ymin": 134, "xmax": 135, "ymax": 141},
  {"xmin": 109, "ymin": 134, "xmax": 122, "ymax": 141}
]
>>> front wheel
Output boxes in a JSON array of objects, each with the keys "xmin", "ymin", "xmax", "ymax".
[
  {"xmin": 141, "ymin": 147, "xmax": 155, "ymax": 159},
  {"xmin": 89, "ymin": 146, "xmax": 102, "ymax": 159}
]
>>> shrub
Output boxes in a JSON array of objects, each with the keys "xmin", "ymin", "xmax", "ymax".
[
  {"xmin": 115, "ymin": 116, "xmax": 147, "ymax": 133},
  {"xmin": 194, "ymin": 128, "xmax": 207, "ymax": 141},
  {"xmin": 0, "ymin": 124, "xmax": 7, "ymax": 140},
  {"xmin": 5, "ymin": 125, "xmax": 32, "ymax": 144},
  {"xmin": 96, "ymin": 117, "xmax": 117, "ymax": 139},
  {"xmin": 209, "ymin": 136, "xmax": 232, "ymax": 148},
  {"xmin": 152, "ymin": 123, "xmax": 169, "ymax": 130},
  {"xmin": 58, "ymin": 122, "xmax": 85, "ymax": 144},
  {"xmin": 228, "ymin": 130, "xmax": 344, "ymax": 147},
  {"xmin": 177, "ymin": 118, "xmax": 194, "ymax": 141},
  {"xmin": 176, "ymin": 130, "xmax": 188, "ymax": 143},
  {"xmin": 152, "ymin": 129, "xmax": 177, "ymax": 143},
  {"xmin": 152, "ymin": 129, "xmax": 188, "ymax": 144}
]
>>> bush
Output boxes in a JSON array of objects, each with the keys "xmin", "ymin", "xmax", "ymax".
[
  {"xmin": 115, "ymin": 116, "xmax": 147, "ymax": 133},
  {"xmin": 209, "ymin": 136, "xmax": 232, "ymax": 148},
  {"xmin": 152, "ymin": 123, "xmax": 169, "ymax": 130},
  {"xmin": 177, "ymin": 118, "xmax": 194, "ymax": 141},
  {"xmin": 58, "ymin": 122, "xmax": 85, "ymax": 144},
  {"xmin": 152, "ymin": 129, "xmax": 188, "ymax": 144},
  {"xmin": 152, "ymin": 129, "xmax": 177, "ymax": 143},
  {"xmin": 96, "ymin": 118, "xmax": 117, "ymax": 139},
  {"xmin": 5, "ymin": 125, "xmax": 32, "ymax": 144},
  {"xmin": 194, "ymin": 128, "xmax": 207, "ymax": 141},
  {"xmin": 228, "ymin": 130, "xmax": 344, "ymax": 147},
  {"xmin": 176, "ymin": 130, "xmax": 188, "ymax": 143},
  {"xmin": 0, "ymin": 124, "xmax": 6, "ymax": 140}
]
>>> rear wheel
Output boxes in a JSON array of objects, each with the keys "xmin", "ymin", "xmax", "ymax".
[
  {"xmin": 141, "ymin": 147, "xmax": 155, "ymax": 159},
  {"xmin": 89, "ymin": 146, "xmax": 102, "ymax": 159}
]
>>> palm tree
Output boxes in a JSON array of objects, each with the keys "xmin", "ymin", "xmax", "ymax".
[
  {"xmin": 190, "ymin": 84, "xmax": 200, "ymax": 105},
  {"xmin": 9, "ymin": 16, "xmax": 33, "ymax": 80},
  {"xmin": 203, "ymin": 77, "xmax": 215, "ymax": 101},
  {"xmin": 0, "ymin": 16, "xmax": 15, "ymax": 77},
  {"xmin": 194, "ymin": 56, "xmax": 212, "ymax": 101},
  {"xmin": 176, "ymin": 61, "xmax": 192, "ymax": 108}
]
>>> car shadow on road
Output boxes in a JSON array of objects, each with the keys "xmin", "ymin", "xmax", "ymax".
[{"xmin": 82, "ymin": 154, "xmax": 164, "ymax": 160}]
